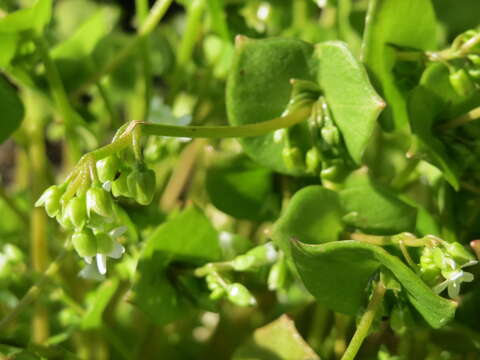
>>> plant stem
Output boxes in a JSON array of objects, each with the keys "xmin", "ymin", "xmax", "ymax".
[
  {"xmin": 0, "ymin": 247, "xmax": 67, "ymax": 333},
  {"xmin": 360, "ymin": 0, "xmax": 379, "ymax": 61},
  {"xmin": 351, "ymin": 232, "xmax": 428, "ymax": 247},
  {"xmin": 72, "ymin": 0, "xmax": 174, "ymax": 97},
  {"xmin": 340, "ymin": 281, "xmax": 386, "ymax": 360},
  {"xmin": 437, "ymin": 106, "xmax": 480, "ymax": 131},
  {"xmin": 34, "ymin": 36, "xmax": 81, "ymax": 164},
  {"xmin": 207, "ymin": 0, "xmax": 231, "ymax": 41},
  {"xmin": 177, "ymin": 0, "xmax": 207, "ymax": 67}
]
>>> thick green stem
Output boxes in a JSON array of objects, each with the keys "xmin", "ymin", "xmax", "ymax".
[
  {"xmin": 207, "ymin": 0, "xmax": 231, "ymax": 41},
  {"xmin": 34, "ymin": 36, "xmax": 81, "ymax": 164},
  {"xmin": 72, "ymin": 0, "xmax": 174, "ymax": 97},
  {"xmin": 340, "ymin": 281, "xmax": 386, "ymax": 360},
  {"xmin": 177, "ymin": 0, "xmax": 207, "ymax": 67},
  {"xmin": 0, "ymin": 185, "xmax": 29, "ymax": 227},
  {"xmin": 437, "ymin": 106, "xmax": 480, "ymax": 131}
]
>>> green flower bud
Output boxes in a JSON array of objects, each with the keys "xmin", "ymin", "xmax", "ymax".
[
  {"xmin": 86, "ymin": 184, "xmax": 114, "ymax": 217},
  {"xmin": 449, "ymin": 69, "xmax": 476, "ymax": 97},
  {"xmin": 282, "ymin": 147, "xmax": 304, "ymax": 170},
  {"xmin": 305, "ymin": 147, "xmax": 322, "ymax": 174},
  {"xmin": 268, "ymin": 257, "xmax": 287, "ymax": 291},
  {"xmin": 231, "ymin": 243, "xmax": 277, "ymax": 271},
  {"xmin": 96, "ymin": 155, "xmax": 121, "ymax": 183},
  {"xmin": 226, "ymin": 283, "xmax": 256, "ymax": 307},
  {"xmin": 96, "ymin": 232, "xmax": 115, "ymax": 255},
  {"xmin": 231, "ymin": 255, "xmax": 256, "ymax": 271},
  {"xmin": 57, "ymin": 210, "xmax": 74, "ymax": 230},
  {"xmin": 72, "ymin": 228, "xmax": 97, "ymax": 258},
  {"xmin": 206, "ymin": 274, "xmax": 221, "ymax": 291},
  {"xmin": 112, "ymin": 172, "xmax": 132, "ymax": 198},
  {"xmin": 209, "ymin": 287, "xmax": 226, "ymax": 300},
  {"xmin": 444, "ymin": 242, "xmax": 475, "ymax": 264},
  {"xmin": 127, "ymin": 167, "xmax": 156, "ymax": 205},
  {"xmin": 432, "ymin": 247, "xmax": 448, "ymax": 270},
  {"xmin": 64, "ymin": 195, "xmax": 87, "ymax": 229},
  {"xmin": 468, "ymin": 68, "xmax": 480, "ymax": 81},
  {"xmin": 35, "ymin": 185, "xmax": 64, "ymax": 217}
]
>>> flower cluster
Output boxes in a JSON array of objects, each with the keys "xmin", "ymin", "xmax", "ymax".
[
  {"xmin": 419, "ymin": 240, "xmax": 477, "ymax": 299},
  {"xmin": 36, "ymin": 155, "xmax": 156, "ymax": 278}
]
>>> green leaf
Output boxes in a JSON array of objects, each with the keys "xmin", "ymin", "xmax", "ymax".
[
  {"xmin": 206, "ymin": 155, "xmax": 280, "ymax": 221},
  {"xmin": 227, "ymin": 37, "xmax": 315, "ymax": 175},
  {"xmin": 0, "ymin": 33, "xmax": 18, "ymax": 69},
  {"xmin": 0, "ymin": 76, "xmax": 24, "ymax": 144},
  {"xmin": 291, "ymin": 239, "xmax": 456, "ymax": 328},
  {"xmin": 0, "ymin": 0, "xmax": 52, "ymax": 34},
  {"xmin": 316, "ymin": 41, "xmax": 385, "ymax": 164},
  {"xmin": 81, "ymin": 278, "xmax": 119, "ymax": 330},
  {"xmin": 273, "ymin": 186, "xmax": 343, "ymax": 256},
  {"xmin": 131, "ymin": 206, "xmax": 220, "ymax": 325},
  {"xmin": 232, "ymin": 315, "xmax": 320, "ymax": 360},
  {"xmin": 362, "ymin": 0, "xmax": 437, "ymax": 130},
  {"xmin": 339, "ymin": 170, "xmax": 417, "ymax": 234}
]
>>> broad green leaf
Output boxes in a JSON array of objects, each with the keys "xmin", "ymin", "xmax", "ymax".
[
  {"xmin": 316, "ymin": 41, "xmax": 385, "ymax": 164},
  {"xmin": 362, "ymin": 0, "xmax": 437, "ymax": 130},
  {"xmin": 273, "ymin": 186, "xmax": 343, "ymax": 257},
  {"xmin": 206, "ymin": 155, "xmax": 280, "ymax": 221},
  {"xmin": 232, "ymin": 315, "xmax": 319, "ymax": 360},
  {"xmin": 340, "ymin": 170, "xmax": 417, "ymax": 234},
  {"xmin": 0, "ymin": 33, "xmax": 18, "ymax": 68},
  {"xmin": 291, "ymin": 239, "xmax": 456, "ymax": 328},
  {"xmin": 81, "ymin": 278, "xmax": 119, "ymax": 330},
  {"xmin": 227, "ymin": 37, "xmax": 315, "ymax": 175},
  {"xmin": 0, "ymin": 76, "xmax": 24, "ymax": 144},
  {"xmin": 131, "ymin": 206, "xmax": 220, "ymax": 325},
  {"xmin": 0, "ymin": 0, "xmax": 52, "ymax": 34}
]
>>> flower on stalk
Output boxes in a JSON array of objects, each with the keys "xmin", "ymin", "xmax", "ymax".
[
  {"xmin": 433, "ymin": 260, "xmax": 476, "ymax": 298},
  {"xmin": 77, "ymin": 226, "xmax": 127, "ymax": 279}
]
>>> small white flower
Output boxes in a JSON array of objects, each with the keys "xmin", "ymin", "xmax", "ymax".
[{"xmin": 433, "ymin": 260, "xmax": 477, "ymax": 298}]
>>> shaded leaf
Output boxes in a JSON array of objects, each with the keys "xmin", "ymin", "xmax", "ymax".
[
  {"xmin": 206, "ymin": 155, "xmax": 280, "ymax": 221},
  {"xmin": 339, "ymin": 170, "xmax": 417, "ymax": 234},
  {"xmin": 362, "ymin": 0, "xmax": 437, "ymax": 130},
  {"xmin": 232, "ymin": 315, "xmax": 319, "ymax": 360},
  {"xmin": 0, "ymin": 76, "xmax": 24, "ymax": 144},
  {"xmin": 291, "ymin": 239, "xmax": 456, "ymax": 328},
  {"xmin": 81, "ymin": 278, "xmax": 119, "ymax": 330},
  {"xmin": 227, "ymin": 37, "xmax": 315, "ymax": 175},
  {"xmin": 316, "ymin": 41, "xmax": 384, "ymax": 164},
  {"xmin": 131, "ymin": 206, "xmax": 220, "ymax": 325}
]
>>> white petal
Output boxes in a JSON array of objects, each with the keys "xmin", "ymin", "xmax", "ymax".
[
  {"xmin": 448, "ymin": 270, "xmax": 463, "ymax": 282},
  {"xmin": 109, "ymin": 226, "xmax": 127, "ymax": 239},
  {"xmin": 84, "ymin": 256, "xmax": 92, "ymax": 264},
  {"xmin": 433, "ymin": 279, "xmax": 449, "ymax": 294},
  {"xmin": 107, "ymin": 242, "xmax": 125, "ymax": 259},
  {"xmin": 461, "ymin": 260, "xmax": 478, "ymax": 269},
  {"xmin": 79, "ymin": 263, "xmax": 105, "ymax": 281},
  {"xmin": 96, "ymin": 254, "xmax": 107, "ymax": 275},
  {"xmin": 448, "ymin": 280, "xmax": 460, "ymax": 298},
  {"xmin": 102, "ymin": 181, "xmax": 112, "ymax": 192},
  {"xmin": 462, "ymin": 272, "xmax": 474, "ymax": 283}
]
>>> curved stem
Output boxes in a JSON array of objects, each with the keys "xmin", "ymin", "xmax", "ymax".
[
  {"xmin": 177, "ymin": 0, "xmax": 207, "ymax": 67},
  {"xmin": 340, "ymin": 281, "xmax": 386, "ymax": 360},
  {"xmin": 437, "ymin": 106, "xmax": 480, "ymax": 131}
]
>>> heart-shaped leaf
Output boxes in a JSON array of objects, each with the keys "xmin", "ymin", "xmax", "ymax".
[
  {"xmin": 291, "ymin": 239, "xmax": 456, "ymax": 328},
  {"xmin": 362, "ymin": 0, "xmax": 437, "ymax": 130},
  {"xmin": 226, "ymin": 37, "xmax": 316, "ymax": 175},
  {"xmin": 232, "ymin": 315, "xmax": 319, "ymax": 360},
  {"xmin": 316, "ymin": 41, "xmax": 385, "ymax": 164}
]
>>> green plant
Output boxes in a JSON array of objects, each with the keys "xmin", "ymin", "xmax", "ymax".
[{"xmin": 1, "ymin": 0, "xmax": 480, "ymax": 359}]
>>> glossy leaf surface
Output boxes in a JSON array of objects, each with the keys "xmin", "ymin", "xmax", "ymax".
[
  {"xmin": 0, "ymin": 76, "xmax": 24, "ymax": 144},
  {"xmin": 291, "ymin": 239, "xmax": 456, "ymax": 328}
]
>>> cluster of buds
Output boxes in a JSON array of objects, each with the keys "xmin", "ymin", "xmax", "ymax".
[
  {"xmin": 419, "ymin": 240, "xmax": 477, "ymax": 299},
  {"xmin": 447, "ymin": 28, "xmax": 480, "ymax": 97},
  {"xmin": 36, "ymin": 152, "xmax": 156, "ymax": 278},
  {"xmin": 274, "ymin": 84, "xmax": 351, "ymax": 182}
]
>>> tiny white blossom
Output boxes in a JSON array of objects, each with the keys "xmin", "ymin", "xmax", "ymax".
[{"xmin": 434, "ymin": 260, "xmax": 477, "ymax": 298}]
